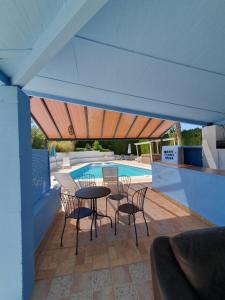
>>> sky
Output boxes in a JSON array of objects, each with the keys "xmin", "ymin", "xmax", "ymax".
[{"xmin": 181, "ymin": 123, "xmax": 201, "ymax": 130}]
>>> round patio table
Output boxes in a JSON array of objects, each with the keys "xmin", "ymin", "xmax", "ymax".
[{"xmin": 75, "ymin": 186, "xmax": 112, "ymax": 237}]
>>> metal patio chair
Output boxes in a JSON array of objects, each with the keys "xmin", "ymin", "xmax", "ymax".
[
  {"xmin": 60, "ymin": 193, "xmax": 96, "ymax": 255},
  {"xmin": 54, "ymin": 172, "xmax": 79, "ymax": 195},
  {"xmin": 62, "ymin": 156, "xmax": 71, "ymax": 169},
  {"xmin": 78, "ymin": 173, "xmax": 96, "ymax": 188},
  {"xmin": 77, "ymin": 174, "xmax": 96, "ymax": 209},
  {"xmin": 105, "ymin": 175, "xmax": 131, "ymax": 215},
  {"xmin": 114, "ymin": 187, "xmax": 149, "ymax": 246},
  {"xmin": 102, "ymin": 166, "xmax": 119, "ymax": 186}
]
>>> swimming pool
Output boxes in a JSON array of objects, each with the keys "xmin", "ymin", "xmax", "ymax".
[{"xmin": 71, "ymin": 162, "xmax": 151, "ymax": 179}]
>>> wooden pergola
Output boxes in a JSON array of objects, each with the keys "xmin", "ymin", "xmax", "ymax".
[
  {"xmin": 31, "ymin": 97, "xmax": 175, "ymax": 140},
  {"xmin": 134, "ymin": 138, "xmax": 176, "ymax": 162}
]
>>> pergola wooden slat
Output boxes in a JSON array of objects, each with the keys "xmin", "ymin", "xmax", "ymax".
[{"xmin": 30, "ymin": 97, "xmax": 175, "ymax": 140}]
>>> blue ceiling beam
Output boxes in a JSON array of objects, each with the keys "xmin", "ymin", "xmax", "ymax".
[
  {"xmin": 0, "ymin": 69, "xmax": 10, "ymax": 85},
  {"xmin": 24, "ymin": 89, "xmax": 208, "ymax": 126}
]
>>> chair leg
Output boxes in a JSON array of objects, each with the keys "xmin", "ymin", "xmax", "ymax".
[
  {"xmin": 128, "ymin": 214, "xmax": 131, "ymax": 225},
  {"xmin": 106, "ymin": 197, "xmax": 108, "ymax": 215},
  {"xmin": 115, "ymin": 210, "xmax": 119, "ymax": 235},
  {"xmin": 142, "ymin": 211, "xmax": 149, "ymax": 236},
  {"xmin": 60, "ymin": 217, "xmax": 67, "ymax": 247},
  {"xmin": 94, "ymin": 212, "xmax": 98, "ymax": 238},
  {"xmin": 75, "ymin": 219, "xmax": 80, "ymax": 255},
  {"xmin": 117, "ymin": 201, "xmax": 120, "ymax": 223},
  {"xmin": 109, "ymin": 214, "xmax": 113, "ymax": 228},
  {"xmin": 90, "ymin": 212, "xmax": 95, "ymax": 241},
  {"xmin": 132, "ymin": 214, "xmax": 138, "ymax": 247}
]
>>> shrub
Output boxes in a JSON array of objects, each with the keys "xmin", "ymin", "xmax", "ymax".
[
  {"xmin": 85, "ymin": 143, "xmax": 92, "ymax": 151},
  {"xmin": 48, "ymin": 141, "xmax": 75, "ymax": 152},
  {"xmin": 32, "ymin": 127, "xmax": 47, "ymax": 149},
  {"xmin": 138, "ymin": 140, "xmax": 150, "ymax": 155},
  {"xmin": 92, "ymin": 140, "xmax": 103, "ymax": 151}
]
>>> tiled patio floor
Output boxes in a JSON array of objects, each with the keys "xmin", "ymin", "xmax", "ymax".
[{"xmin": 32, "ymin": 181, "xmax": 209, "ymax": 300}]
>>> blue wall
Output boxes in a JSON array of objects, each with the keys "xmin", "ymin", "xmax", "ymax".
[
  {"xmin": 0, "ymin": 87, "xmax": 35, "ymax": 300},
  {"xmin": 183, "ymin": 146, "xmax": 202, "ymax": 167},
  {"xmin": 32, "ymin": 149, "xmax": 50, "ymax": 204},
  {"xmin": 19, "ymin": 89, "xmax": 34, "ymax": 300},
  {"xmin": 33, "ymin": 188, "xmax": 60, "ymax": 250},
  {"xmin": 32, "ymin": 149, "xmax": 60, "ymax": 250},
  {"xmin": 152, "ymin": 162, "xmax": 225, "ymax": 226}
]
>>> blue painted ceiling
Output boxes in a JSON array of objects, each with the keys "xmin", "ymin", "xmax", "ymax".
[
  {"xmin": 2, "ymin": 0, "xmax": 225, "ymax": 124},
  {"xmin": 0, "ymin": 0, "xmax": 66, "ymax": 76}
]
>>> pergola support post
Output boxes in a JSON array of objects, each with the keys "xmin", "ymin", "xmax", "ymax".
[
  {"xmin": 149, "ymin": 142, "xmax": 153, "ymax": 163},
  {"xmin": 0, "ymin": 86, "xmax": 34, "ymax": 300},
  {"xmin": 136, "ymin": 144, "xmax": 139, "ymax": 161},
  {"xmin": 156, "ymin": 141, "xmax": 159, "ymax": 154}
]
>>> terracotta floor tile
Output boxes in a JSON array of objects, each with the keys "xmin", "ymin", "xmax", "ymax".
[
  {"xmin": 135, "ymin": 280, "xmax": 154, "ymax": 300},
  {"xmin": 110, "ymin": 257, "xmax": 127, "ymax": 268},
  {"xmin": 93, "ymin": 287, "xmax": 114, "ymax": 300},
  {"xmin": 36, "ymin": 269, "xmax": 56, "ymax": 280},
  {"xmin": 34, "ymin": 181, "xmax": 209, "ymax": 299},
  {"xmin": 92, "ymin": 269, "xmax": 113, "ymax": 291},
  {"xmin": 74, "ymin": 262, "xmax": 93, "ymax": 273},
  {"xmin": 71, "ymin": 271, "xmax": 92, "ymax": 293},
  {"xmin": 47, "ymin": 275, "xmax": 72, "ymax": 299},
  {"xmin": 55, "ymin": 259, "xmax": 75, "ymax": 277},
  {"xmin": 128, "ymin": 262, "xmax": 150, "ymax": 282},
  {"xmin": 31, "ymin": 279, "xmax": 51, "ymax": 300},
  {"xmin": 114, "ymin": 282, "xmax": 139, "ymax": 300},
  {"xmin": 93, "ymin": 253, "xmax": 109, "ymax": 270},
  {"xmin": 111, "ymin": 265, "xmax": 131, "ymax": 285},
  {"xmin": 69, "ymin": 290, "xmax": 92, "ymax": 299}
]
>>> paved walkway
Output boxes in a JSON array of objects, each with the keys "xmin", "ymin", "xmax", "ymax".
[{"xmin": 32, "ymin": 181, "xmax": 209, "ymax": 300}]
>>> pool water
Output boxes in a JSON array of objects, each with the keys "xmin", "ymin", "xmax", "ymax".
[{"xmin": 71, "ymin": 162, "xmax": 151, "ymax": 179}]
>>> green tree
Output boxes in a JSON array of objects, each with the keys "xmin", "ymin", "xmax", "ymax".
[
  {"xmin": 166, "ymin": 126, "xmax": 202, "ymax": 146},
  {"xmin": 182, "ymin": 128, "xmax": 202, "ymax": 145},
  {"xmin": 32, "ymin": 127, "xmax": 47, "ymax": 149},
  {"xmin": 175, "ymin": 122, "xmax": 182, "ymax": 145},
  {"xmin": 48, "ymin": 141, "xmax": 75, "ymax": 152}
]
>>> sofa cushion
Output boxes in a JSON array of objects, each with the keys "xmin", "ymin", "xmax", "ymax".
[
  {"xmin": 151, "ymin": 236, "xmax": 199, "ymax": 300},
  {"xmin": 169, "ymin": 227, "xmax": 225, "ymax": 300}
]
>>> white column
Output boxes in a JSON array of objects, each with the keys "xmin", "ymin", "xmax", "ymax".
[
  {"xmin": 0, "ymin": 86, "xmax": 34, "ymax": 300},
  {"xmin": 202, "ymin": 125, "xmax": 224, "ymax": 169},
  {"xmin": 136, "ymin": 145, "xmax": 139, "ymax": 158},
  {"xmin": 156, "ymin": 141, "xmax": 159, "ymax": 154},
  {"xmin": 149, "ymin": 142, "xmax": 153, "ymax": 163}
]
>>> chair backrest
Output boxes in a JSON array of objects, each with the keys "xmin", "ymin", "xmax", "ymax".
[
  {"xmin": 78, "ymin": 173, "xmax": 96, "ymax": 188},
  {"xmin": 61, "ymin": 193, "xmax": 79, "ymax": 218},
  {"xmin": 118, "ymin": 175, "xmax": 131, "ymax": 194},
  {"xmin": 62, "ymin": 156, "xmax": 70, "ymax": 168},
  {"xmin": 132, "ymin": 187, "xmax": 148, "ymax": 210},
  {"xmin": 102, "ymin": 167, "xmax": 118, "ymax": 184},
  {"xmin": 54, "ymin": 172, "xmax": 79, "ymax": 195}
]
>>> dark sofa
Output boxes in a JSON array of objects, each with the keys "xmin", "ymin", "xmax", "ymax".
[{"xmin": 150, "ymin": 227, "xmax": 225, "ymax": 300}]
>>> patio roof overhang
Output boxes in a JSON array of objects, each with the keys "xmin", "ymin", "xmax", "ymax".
[
  {"xmin": 2, "ymin": 1, "xmax": 225, "ymax": 126},
  {"xmin": 31, "ymin": 97, "xmax": 175, "ymax": 140}
]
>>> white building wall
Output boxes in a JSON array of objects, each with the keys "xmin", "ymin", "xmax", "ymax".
[{"xmin": 202, "ymin": 125, "xmax": 225, "ymax": 169}]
